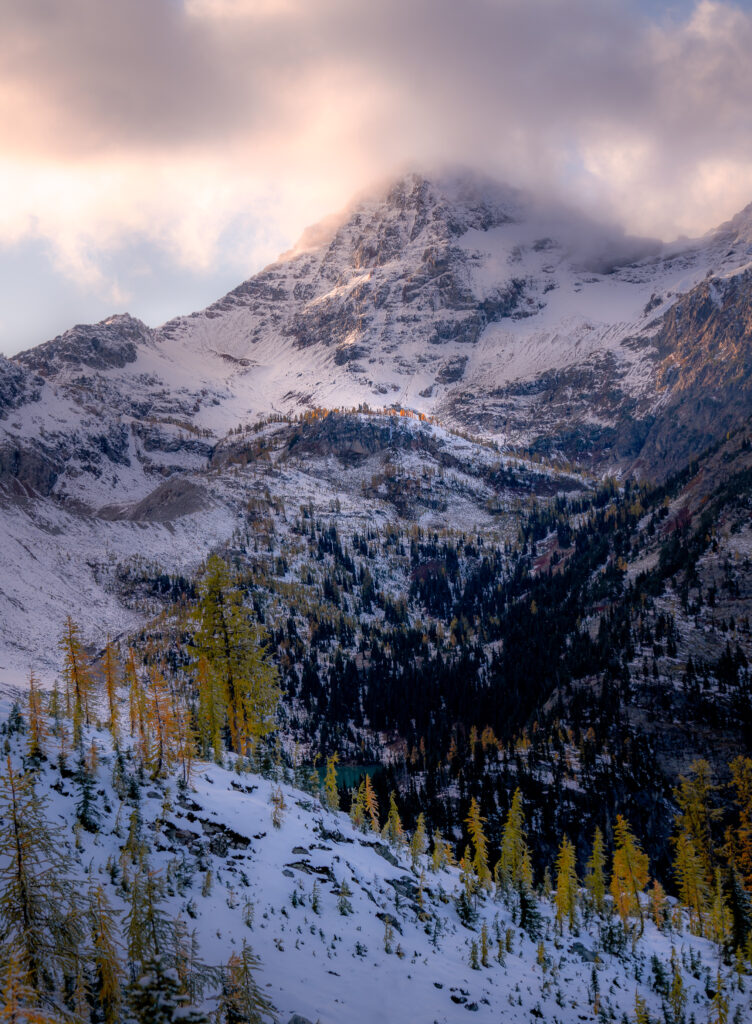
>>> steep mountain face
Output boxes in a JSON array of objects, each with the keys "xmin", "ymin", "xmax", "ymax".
[
  {"xmin": 2, "ymin": 170, "xmax": 752, "ymax": 681},
  {"xmin": 6, "ymin": 172, "xmax": 752, "ymax": 498},
  {"xmin": 637, "ymin": 267, "xmax": 752, "ymax": 474}
]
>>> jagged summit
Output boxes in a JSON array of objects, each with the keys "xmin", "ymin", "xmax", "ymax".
[
  {"xmin": 0, "ymin": 171, "xmax": 750, "ymax": 502},
  {"xmin": 16, "ymin": 312, "xmax": 153, "ymax": 376},
  {"xmin": 287, "ymin": 170, "xmax": 526, "ymax": 260},
  {"xmin": 711, "ymin": 198, "xmax": 752, "ymax": 252},
  {"xmin": 5, "ymin": 171, "xmax": 752, "ymax": 473},
  {"xmin": 3, "ymin": 170, "xmax": 752, "ymax": 488},
  {"xmin": 3, "ymin": 171, "xmax": 752, "ymax": 809}
]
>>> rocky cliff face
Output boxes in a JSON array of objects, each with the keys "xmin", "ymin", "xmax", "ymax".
[
  {"xmin": 16, "ymin": 313, "xmax": 151, "ymax": 375},
  {"xmin": 638, "ymin": 267, "xmax": 752, "ymax": 474},
  {"xmin": 0, "ymin": 355, "xmax": 40, "ymax": 418}
]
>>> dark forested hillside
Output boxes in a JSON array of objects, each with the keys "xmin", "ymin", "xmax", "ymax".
[{"xmin": 108, "ymin": 410, "xmax": 752, "ymax": 891}]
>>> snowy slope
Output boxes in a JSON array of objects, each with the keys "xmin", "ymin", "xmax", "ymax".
[
  {"xmin": 0, "ymin": 408, "xmax": 586, "ymax": 685},
  {"xmin": 0, "ymin": 695, "xmax": 743, "ymax": 1024}
]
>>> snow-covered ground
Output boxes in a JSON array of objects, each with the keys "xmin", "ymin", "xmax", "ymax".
[
  {"xmin": 0, "ymin": 409, "xmax": 582, "ymax": 687},
  {"xmin": 0, "ymin": 693, "xmax": 744, "ymax": 1024}
]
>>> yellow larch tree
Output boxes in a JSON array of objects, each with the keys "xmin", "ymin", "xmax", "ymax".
[
  {"xmin": 191, "ymin": 555, "xmax": 281, "ymax": 756},
  {"xmin": 0, "ymin": 952, "xmax": 64, "ymax": 1024},
  {"xmin": 497, "ymin": 788, "xmax": 533, "ymax": 890},
  {"xmin": 610, "ymin": 815, "xmax": 649, "ymax": 937},
  {"xmin": 673, "ymin": 759, "xmax": 720, "ymax": 885},
  {"xmin": 125, "ymin": 649, "xmax": 144, "ymax": 740},
  {"xmin": 142, "ymin": 668, "xmax": 180, "ymax": 781},
  {"xmin": 726, "ymin": 756, "xmax": 752, "ymax": 892},
  {"xmin": 101, "ymin": 638, "xmax": 120, "ymax": 743},
  {"xmin": 26, "ymin": 672, "xmax": 47, "ymax": 761},
  {"xmin": 554, "ymin": 834, "xmax": 578, "ymax": 933},
  {"xmin": 584, "ymin": 826, "xmax": 606, "ymax": 915},
  {"xmin": 323, "ymin": 753, "xmax": 339, "ymax": 811},
  {"xmin": 381, "ymin": 791, "xmax": 405, "ymax": 849},
  {"xmin": 674, "ymin": 829, "xmax": 709, "ymax": 935},
  {"xmin": 87, "ymin": 883, "xmax": 123, "ymax": 1024},
  {"xmin": 465, "ymin": 797, "xmax": 492, "ymax": 891},
  {"xmin": 363, "ymin": 774, "xmax": 380, "ymax": 832},
  {"xmin": 59, "ymin": 616, "xmax": 96, "ymax": 744}
]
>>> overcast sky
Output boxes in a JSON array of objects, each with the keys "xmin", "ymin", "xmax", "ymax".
[{"xmin": 1, "ymin": 0, "xmax": 752, "ymax": 354}]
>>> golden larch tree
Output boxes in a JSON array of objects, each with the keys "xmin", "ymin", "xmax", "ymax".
[{"xmin": 610, "ymin": 815, "xmax": 649, "ymax": 937}]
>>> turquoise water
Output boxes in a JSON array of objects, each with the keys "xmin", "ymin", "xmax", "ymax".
[{"xmin": 316, "ymin": 763, "xmax": 383, "ymax": 789}]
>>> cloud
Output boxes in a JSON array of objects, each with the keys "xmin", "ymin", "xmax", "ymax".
[{"xmin": 1, "ymin": 0, "xmax": 752, "ymax": 305}]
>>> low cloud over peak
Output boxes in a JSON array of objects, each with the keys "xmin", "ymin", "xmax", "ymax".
[{"xmin": 1, "ymin": 0, "xmax": 752, "ymax": 349}]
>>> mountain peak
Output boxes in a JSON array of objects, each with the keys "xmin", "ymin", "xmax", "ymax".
[
  {"xmin": 15, "ymin": 312, "xmax": 153, "ymax": 376},
  {"xmin": 286, "ymin": 169, "xmax": 524, "ymax": 265},
  {"xmin": 711, "ymin": 199, "xmax": 752, "ymax": 251}
]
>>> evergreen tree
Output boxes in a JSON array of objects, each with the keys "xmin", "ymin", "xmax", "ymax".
[
  {"xmin": 465, "ymin": 798, "xmax": 491, "ymax": 891},
  {"xmin": 727, "ymin": 864, "xmax": 752, "ymax": 951},
  {"xmin": 74, "ymin": 756, "xmax": 100, "ymax": 833},
  {"xmin": 59, "ymin": 617, "xmax": 96, "ymax": 745},
  {"xmin": 610, "ymin": 814, "xmax": 649, "ymax": 937},
  {"xmin": 584, "ymin": 827, "xmax": 606, "ymax": 915},
  {"xmin": 554, "ymin": 834, "xmax": 578, "ymax": 933},
  {"xmin": 191, "ymin": 556, "xmax": 281, "ymax": 755},
  {"xmin": 517, "ymin": 882, "xmax": 543, "ymax": 939},
  {"xmin": 337, "ymin": 879, "xmax": 353, "ymax": 916},
  {"xmin": 0, "ymin": 756, "xmax": 84, "ymax": 995},
  {"xmin": 126, "ymin": 959, "xmax": 208, "ymax": 1024}
]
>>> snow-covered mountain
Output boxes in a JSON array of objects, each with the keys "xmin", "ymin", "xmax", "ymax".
[
  {"xmin": 2, "ymin": 170, "xmax": 752, "ymax": 679},
  {"xmin": 8, "ymin": 172, "xmax": 752, "ymax": 479}
]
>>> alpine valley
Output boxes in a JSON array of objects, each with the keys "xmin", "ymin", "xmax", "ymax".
[{"xmin": 2, "ymin": 172, "xmax": 752, "ymax": 1024}]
